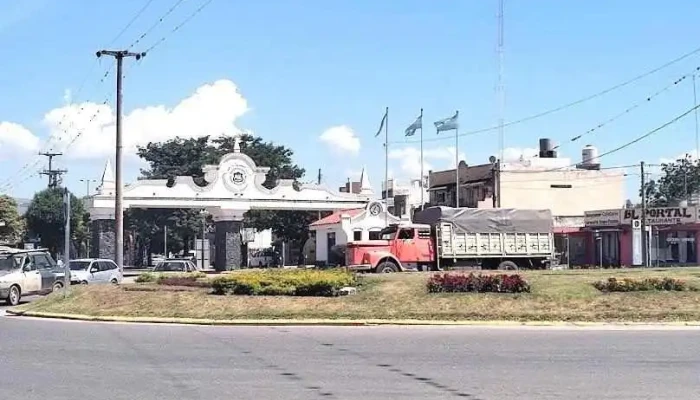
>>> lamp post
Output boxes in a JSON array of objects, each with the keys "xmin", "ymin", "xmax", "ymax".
[{"xmin": 200, "ymin": 210, "xmax": 208, "ymax": 269}]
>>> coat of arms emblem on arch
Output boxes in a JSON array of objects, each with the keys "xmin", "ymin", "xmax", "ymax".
[{"xmin": 223, "ymin": 163, "xmax": 250, "ymax": 192}]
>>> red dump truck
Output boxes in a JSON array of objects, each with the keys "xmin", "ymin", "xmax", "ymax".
[{"xmin": 345, "ymin": 206, "xmax": 556, "ymax": 272}]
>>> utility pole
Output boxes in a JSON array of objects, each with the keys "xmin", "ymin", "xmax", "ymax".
[
  {"xmin": 96, "ymin": 50, "xmax": 145, "ymax": 270},
  {"xmin": 640, "ymin": 161, "xmax": 649, "ymax": 267},
  {"xmin": 163, "ymin": 225, "xmax": 168, "ymax": 258},
  {"xmin": 39, "ymin": 152, "xmax": 67, "ymax": 188},
  {"xmin": 497, "ymin": 0, "xmax": 505, "ymax": 163},
  {"xmin": 63, "ymin": 188, "xmax": 71, "ymax": 295}
]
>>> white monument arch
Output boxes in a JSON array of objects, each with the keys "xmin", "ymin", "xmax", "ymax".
[{"xmin": 88, "ymin": 137, "xmax": 374, "ymax": 270}]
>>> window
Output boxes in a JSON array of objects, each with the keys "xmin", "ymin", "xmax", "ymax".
[
  {"xmin": 417, "ymin": 229, "xmax": 431, "ymax": 239},
  {"xmin": 369, "ymin": 231, "xmax": 382, "ymax": 240},
  {"xmin": 100, "ymin": 261, "xmax": 117, "ymax": 271},
  {"xmin": 398, "ymin": 229, "xmax": 414, "ymax": 240},
  {"xmin": 353, "ymin": 231, "xmax": 362, "ymax": 241},
  {"xmin": 32, "ymin": 254, "xmax": 53, "ymax": 270}
]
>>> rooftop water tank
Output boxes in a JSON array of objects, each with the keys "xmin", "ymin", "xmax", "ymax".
[
  {"xmin": 538, "ymin": 138, "xmax": 557, "ymax": 158},
  {"xmin": 581, "ymin": 145, "xmax": 600, "ymax": 167}
]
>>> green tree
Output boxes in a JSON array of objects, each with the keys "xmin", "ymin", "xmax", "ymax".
[
  {"xmin": 25, "ymin": 188, "xmax": 85, "ymax": 255},
  {"xmin": 0, "ymin": 195, "xmax": 24, "ymax": 244},
  {"xmin": 641, "ymin": 154, "xmax": 700, "ymax": 207}
]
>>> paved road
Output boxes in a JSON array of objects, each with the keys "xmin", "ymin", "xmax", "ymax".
[{"xmin": 1, "ymin": 318, "xmax": 699, "ymax": 399}]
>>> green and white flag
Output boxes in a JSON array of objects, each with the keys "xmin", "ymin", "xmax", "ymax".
[
  {"xmin": 375, "ymin": 109, "xmax": 388, "ymax": 137},
  {"xmin": 434, "ymin": 111, "xmax": 459, "ymax": 133},
  {"xmin": 405, "ymin": 113, "xmax": 422, "ymax": 137}
]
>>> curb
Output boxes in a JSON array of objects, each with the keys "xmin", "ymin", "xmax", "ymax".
[{"xmin": 7, "ymin": 309, "xmax": 700, "ymax": 328}]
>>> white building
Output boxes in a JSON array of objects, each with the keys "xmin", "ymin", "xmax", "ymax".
[
  {"xmin": 309, "ymin": 200, "xmax": 401, "ymax": 265},
  {"xmin": 381, "ymin": 178, "xmax": 428, "ymax": 218}
]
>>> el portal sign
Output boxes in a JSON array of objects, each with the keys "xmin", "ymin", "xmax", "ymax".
[{"xmin": 622, "ymin": 207, "xmax": 698, "ymax": 226}]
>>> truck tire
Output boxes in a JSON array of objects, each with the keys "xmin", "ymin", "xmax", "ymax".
[
  {"xmin": 497, "ymin": 260, "xmax": 518, "ymax": 271},
  {"xmin": 376, "ymin": 261, "xmax": 399, "ymax": 273}
]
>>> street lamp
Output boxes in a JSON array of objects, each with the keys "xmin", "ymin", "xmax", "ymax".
[{"xmin": 79, "ymin": 179, "xmax": 97, "ymax": 197}]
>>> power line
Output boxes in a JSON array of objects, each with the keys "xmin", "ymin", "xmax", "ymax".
[
  {"xmin": 507, "ymin": 103, "xmax": 700, "ymax": 174},
  {"xmin": 128, "ymin": 0, "xmax": 187, "ymax": 50},
  {"xmin": 106, "ymin": 0, "xmax": 156, "ymax": 47},
  {"xmin": 144, "ymin": 0, "xmax": 215, "ymax": 54},
  {"xmin": 395, "ymin": 44, "xmax": 700, "ymax": 145}
]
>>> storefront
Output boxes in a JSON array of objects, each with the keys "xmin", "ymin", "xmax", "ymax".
[{"xmin": 585, "ymin": 206, "xmax": 700, "ymax": 266}]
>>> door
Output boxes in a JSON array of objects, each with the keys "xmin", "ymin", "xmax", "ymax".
[
  {"xmin": 21, "ymin": 256, "xmax": 41, "ymax": 294},
  {"xmin": 32, "ymin": 253, "xmax": 57, "ymax": 292},
  {"xmin": 96, "ymin": 262, "xmax": 112, "ymax": 283},
  {"xmin": 393, "ymin": 228, "xmax": 418, "ymax": 262}
]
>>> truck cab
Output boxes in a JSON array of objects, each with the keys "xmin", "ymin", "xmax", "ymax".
[{"xmin": 345, "ymin": 223, "xmax": 436, "ymax": 272}]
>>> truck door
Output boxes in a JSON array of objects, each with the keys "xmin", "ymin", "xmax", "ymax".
[{"xmin": 393, "ymin": 228, "xmax": 418, "ymax": 263}]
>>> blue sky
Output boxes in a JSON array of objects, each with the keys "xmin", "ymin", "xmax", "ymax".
[{"xmin": 2, "ymin": 0, "xmax": 700, "ymax": 200}]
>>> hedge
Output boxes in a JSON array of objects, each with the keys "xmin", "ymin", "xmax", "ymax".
[
  {"xmin": 593, "ymin": 277, "xmax": 692, "ymax": 292},
  {"xmin": 135, "ymin": 272, "xmax": 207, "ymax": 285},
  {"xmin": 427, "ymin": 273, "xmax": 531, "ymax": 294},
  {"xmin": 211, "ymin": 269, "xmax": 356, "ymax": 297}
]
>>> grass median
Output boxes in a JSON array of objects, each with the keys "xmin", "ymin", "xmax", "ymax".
[{"xmin": 15, "ymin": 267, "xmax": 700, "ymax": 322}]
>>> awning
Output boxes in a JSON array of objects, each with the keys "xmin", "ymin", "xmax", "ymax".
[{"xmin": 427, "ymin": 186, "xmax": 448, "ymax": 191}]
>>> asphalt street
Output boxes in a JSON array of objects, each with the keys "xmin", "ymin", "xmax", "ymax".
[{"xmin": 0, "ymin": 317, "xmax": 699, "ymax": 399}]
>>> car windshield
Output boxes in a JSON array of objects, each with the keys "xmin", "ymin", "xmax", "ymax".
[
  {"xmin": 69, "ymin": 261, "xmax": 92, "ymax": 271},
  {"xmin": 380, "ymin": 226, "xmax": 398, "ymax": 240},
  {"xmin": 0, "ymin": 255, "xmax": 20, "ymax": 271},
  {"xmin": 154, "ymin": 262, "xmax": 186, "ymax": 272}
]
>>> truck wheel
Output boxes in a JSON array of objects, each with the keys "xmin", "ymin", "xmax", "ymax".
[
  {"xmin": 52, "ymin": 281, "xmax": 64, "ymax": 292},
  {"xmin": 497, "ymin": 261, "xmax": 518, "ymax": 271},
  {"xmin": 376, "ymin": 261, "xmax": 399, "ymax": 273}
]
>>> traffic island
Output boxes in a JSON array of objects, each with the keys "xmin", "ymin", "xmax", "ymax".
[{"xmin": 9, "ymin": 268, "xmax": 700, "ymax": 325}]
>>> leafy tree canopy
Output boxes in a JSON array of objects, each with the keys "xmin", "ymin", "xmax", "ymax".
[
  {"xmin": 25, "ymin": 188, "xmax": 85, "ymax": 254},
  {"xmin": 0, "ymin": 195, "xmax": 24, "ymax": 244},
  {"xmin": 641, "ymin": 154, "xmax": 700, "ymax": 207}
]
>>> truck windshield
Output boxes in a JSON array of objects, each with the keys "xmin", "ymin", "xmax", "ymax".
[{"xmin": 380, "ymin": 227, "xmax": 397, "ymax": 240}]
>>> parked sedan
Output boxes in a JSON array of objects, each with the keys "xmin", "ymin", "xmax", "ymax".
[
  {"xmin": 152, "ymin": 259, "xmax": 200, "ymax": 273},
  {"xmin": 0, "ymin": 249, "xmax": 66, "ymax": 306},
  {"xmin": 69, "ymin": 259, "xmax": 122, "ymax": 285}
]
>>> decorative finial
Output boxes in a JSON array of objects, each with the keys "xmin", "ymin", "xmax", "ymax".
[{"xmin": 233, "ymin": 135, "xmax": 241, "ymax": 153}]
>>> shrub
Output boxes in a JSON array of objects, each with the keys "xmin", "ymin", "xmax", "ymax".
[
  {"xmin": 135, "ymin": 272, "xmax": 157, "ymax": 283},
  {"xmin": 593, "ymin": 277, "xmax": 691, "ymax": 292},
  {"xmin": 211, "ymin": 268, "xmax": 356, "ymax": 297},
  {"xmin": 427, "ymin": 273, "xmax": 530, "ymax": 294},
  {"xmin": 157, "ymin": 276, "xmax": 211, "ymax": 288}
]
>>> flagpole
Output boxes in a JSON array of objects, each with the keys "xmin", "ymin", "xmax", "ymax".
[
  {"xmin": 455, "ymin": 110, "xmax": 459, "ymax": 208},
  {"xmin": 384, "ymin": 106, "xmax": 389, "ymax": 226},
  {"xmin": 419, "ymin": 108, "xmax": 424, "ymax": 210}
]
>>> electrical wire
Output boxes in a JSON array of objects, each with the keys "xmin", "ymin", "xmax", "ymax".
[
  {"xmin": 505, "ymin": 103, "xmax": 700, "ymax": 174},
  {"xmin": 395, "ymin": 44, "xmax": 700, "ymax": 145},
  {"xmin": 106, "ymin": 0, "xmax": 156, "ymax": 47},
  {"xmin": 143, "ymin": 0, "xmax": 215, "ymax": 54},
  {"xmin": 128, "ymin": 0, "xmax": 187, "ymax": 50}
]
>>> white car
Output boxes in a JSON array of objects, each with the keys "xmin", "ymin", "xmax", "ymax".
[
  {"xmin": 69, "ymin": 259, "xmax": 122, "ymax": 285},
  {"xmin": 0, "ymin": 249, "xmax": 66, "ymax": 306}
]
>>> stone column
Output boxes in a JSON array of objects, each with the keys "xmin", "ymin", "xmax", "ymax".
[
  {"xmin": 90, "ymin": 214, "xmax": 116, "ymax": 260},
  {"xmin": 212, "ymin": 210, "xmax": 245, "ymax": 271}
]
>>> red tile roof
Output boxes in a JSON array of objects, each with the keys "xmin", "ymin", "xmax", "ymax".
[{"xmin": 310, "ymin": 209, "xmax": 365, "ymax": 227}]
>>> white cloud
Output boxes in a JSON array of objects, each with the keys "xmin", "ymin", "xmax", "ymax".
[
  {"xmin": 502, "ymin": 147, "xmax": 539, "ymax": 162},
  {"xmin": 44, "ymin": 79, "xmax": 250, "ymax": 159},
  {"xmin": 388, "ymin": 146, "xmax": 466, "ymax": 178},
  {"xmin": 0, "ymin": 122, "xmax": 41, "ymax": 154},
  {"xmin": 62, "ymin": 89, "xmax": 72, "ymax": 104},
  {"xmin": 318, "ymin": 125, "xmax": 360, "ymax": 155}
]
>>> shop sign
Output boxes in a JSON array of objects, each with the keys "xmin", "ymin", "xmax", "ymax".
[
  {"xmin": 666, "ymin": 236, "xmax": 696, "ymax": 243},
  {"xmin": 584, "ymin": 209, "xmax": 621, "ymax": 227},
  {"xmin": 622, "ymin": 207, "xmax": 697, "ymax": 226}
]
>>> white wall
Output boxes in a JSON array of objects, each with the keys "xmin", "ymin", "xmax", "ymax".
[
  {"xmin": 247, "ymin": 229, "xmax": 273, "ymax": 250},
  {"xmin": 499, "ymin": 164, "xmax": 626, "ymax": 216}
]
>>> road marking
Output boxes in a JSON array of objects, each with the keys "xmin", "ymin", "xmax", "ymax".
[{"xmin": 0, "ymin": 310, "xmax": 6, "ymax": 317}]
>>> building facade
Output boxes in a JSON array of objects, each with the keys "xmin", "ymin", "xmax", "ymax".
[
  {"xmin": 381, "ymin": 178, "xmax": 428, "ymax": 219},
  {"xmin": 583, "ymin": 206, "xmax": 700, "ymax": 266}
]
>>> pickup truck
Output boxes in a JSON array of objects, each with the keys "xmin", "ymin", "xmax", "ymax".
[{"xmin": 0, "ymin": 249, "xmax": 66, "ymax": 305}]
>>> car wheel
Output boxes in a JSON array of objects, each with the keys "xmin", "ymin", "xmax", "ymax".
[
  {"xmin": 6, "ymin": 285, "xmax": 20, "ymax": 306},
  {"xmin": 110, "ymin": 279, "xmax": 119, "ymax": 285},
  {"xmin": 52, "ymin": 281, "xmax": 64, "ymax": 292},
  {"xmin": 80, "ymin": 281, "xmax": 88, "ymax": 285}
]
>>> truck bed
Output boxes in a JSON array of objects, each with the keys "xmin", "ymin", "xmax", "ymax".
[{"xmin": 437, "ymin": 222, "xmax": 553, "ymax": 258}]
